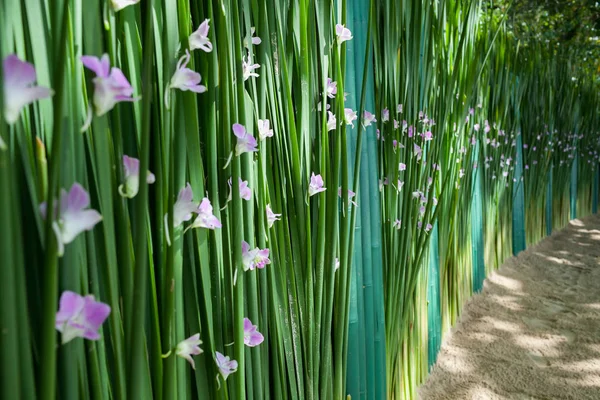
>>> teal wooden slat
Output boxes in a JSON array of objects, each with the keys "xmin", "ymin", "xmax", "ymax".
[
  {"xmin": 546, "ymin": 166, "xmax": 553, "ymax": 236},
  {"xmin": 570, "ymin": 152, "xmax": 578, "ymax": 220},
  {"xmin": 346, "ymin": 0, "xmax": 386, "ymax": 397},
  {"xmin": 593, "ymin": 163, "xmax": 599, "ymax": 214},
  {"xmin": 512, "ymin": 133, "xmax": 526, "ymax": 255},
  {"xmin": 426, "ymin": 223, "xmax": 441, "ymax": 369},
  {"xmin": 471, "ymin": 144, "xmax": 485, "ymax": 293}
]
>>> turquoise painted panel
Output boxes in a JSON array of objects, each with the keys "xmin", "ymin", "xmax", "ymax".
[
  {"xmin": 471, "ymin": 144, "xmax": 485, "ymax": 293},
  {"xmin": 593, "ymin": 163, "xmax": 599, "ymax": 214},
  {"xmin": 570, "ymin": 153, "xmax": 578, "ymax": 220},
  {"xmin": 512, "ymin": 134, "xmax": 526, "ymax": 255},
  {"xmin": 426, "ymin": 223, "xmax": 441, "ymax": 369}
]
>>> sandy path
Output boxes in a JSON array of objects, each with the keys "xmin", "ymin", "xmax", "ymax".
[{"xmin": 418, "ymin": 214, "xmax": 600, "ymax": 400}]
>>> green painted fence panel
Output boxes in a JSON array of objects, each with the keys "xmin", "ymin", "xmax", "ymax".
[
  {"xmin": 346, "ymin": 0, "xmax": 386, "ymax": 398},
  {"xmin": 570, "ymin": 153, "xmax": 578, "ymax": 220},
  {"xmin": 512, "ymin": 133, "xmax": 526, "ymax": 255},
  {"xmin": 471, "ymin": 144, "xmax": 485, "ymax": 292},
  {"xmin": 426, "ymin": 223, "xmax": 441, "ymax": 369}
]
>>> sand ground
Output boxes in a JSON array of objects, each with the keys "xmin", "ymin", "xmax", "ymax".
[{"xmin": 418, "ymin": 214, "xmax": 600, "ymax": 400}]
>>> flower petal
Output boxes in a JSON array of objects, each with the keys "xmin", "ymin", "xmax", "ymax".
[
  {"xmin": 60, "ymin": 209, "xmax": 103, "ymax": 245},
  {"xmin": 55, "ymin": 291, "xmax": 85, "ymax": 329},
  {"xmin": 81, "ymin": 54, "xmax": 110, "ymax": 78}
]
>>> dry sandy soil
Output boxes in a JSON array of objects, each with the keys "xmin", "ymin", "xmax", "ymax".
[{"xmin": 418, "ymin": 214, "xmax": 600, "ymax": 400}]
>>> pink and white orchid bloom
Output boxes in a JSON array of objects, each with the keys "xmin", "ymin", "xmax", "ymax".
[
  {"xmin": 399, "ymin": 162, "xmax": 406, "ymax": 171},
  {"xmin": 241, "ymin": 241, "xmax": 271, "ymax": 271},
  {"xmin": 397, "ymin": 104, "xmax": 403, "ymax": 114},
  {"xmin": 363, "ymin": 110, "xmax": 376, "ymax": 127},
  {"xmin": 189, "ymin": 198, "xmax": 221, "ymax": 230},
  {"xmin": 326, "ymin": 78, "xmax": 338, "ymax": 99},
  {"xmin": 257, "ymin": 119, "xmax": 273, "ymax": 140},
  {"xmin": 344, "ymin": 108, "xmax": 357, "ymax": 128},
  {"xmin": 55, "ymin": 291, "xmax": 110, "ymax": 345},
  {"xmin": 327, "ymin": 111, "xmax": 337, "ymax": 131},
  {"xmin": 176, "ymin": 334, "xmax": 203, "ymax": 369},
  {"xmin": 3, "ymin": 54, "xmax": 53, "ymax": 125},
  {"xmin": 335, "ymin": 24, "xmax": 353, "ymax": 44},
  {"xmin": 308, "ymin": 173, "xmax": 326, "ymax": 196},
  {"xmin": 215, "ymin": 352, "xmax": 238, "ymax": 381},
  {"xmin": 118, "ymin": 155, "xmax": 156, "ymax": 198},
  {"xmin": 81, "ymin": 54, "xmax": 139, "ymax": 118},
  {"xmin": 338, "ymin": 187, "xmax": 358, "ymax": 206},
  {"xmin": 393, "ymin": 219, "xmax": 402, "ymax": 230},
  {"xmin": 227, "ymin": 177, "xmax": 252, "ymax": 201},
  {"xmin": 243, "ymin": 318, "xmax": 264, "ymax": 347},
  {"xmin": 189, "ymin": 19, "xmax": 213, "ymax": 52},
  {"xmin": 166, "ymin": 50, "xmax": 207, "ymax": 107},
  {"xmin": 423, "ymin": 131, "xmax": 433, "ymax": 141},
  {"xmin": 233, "ymin": 123, "xmax": 258, "ymax": 156},
  {"xmin": 242, "ymin": 57, "xmax": 260, "ymax": 81},
  {"xmin": 244, "ymin": 27, "xmax": 262, "ymax": 48},
  {"xmin": 266, "ymin": 204, "xmax": 281, "ymax": 228},
  {"xmin": 110, "ymin": 0, "xmax": 139, "ymax": 12},
  {"xmin": 164, "ymin": 183, "xmax": 199, "ymax": 246},
  {"xmin": 382, "ymin": 108, "xmax": 390, "ymax": 122},
  {"xmin": 40, "ymin": 183, "xmax": 103, "ymax": 257}
]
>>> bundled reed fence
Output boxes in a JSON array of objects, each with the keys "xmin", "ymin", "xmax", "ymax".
[{"xmin": 0, "ymin": 0, "xmax": 598, "ymax": 399}]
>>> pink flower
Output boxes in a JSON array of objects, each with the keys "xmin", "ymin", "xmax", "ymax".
[
  {"xmin": 308, "ymin": 173, "xmax": 326, "ymax": 196},
  {"xmin": 190, "ymin": 198, "xmax": 221, "ymax": 229},
  {"xmin": 118, "ymin": 155, "xmax": 155, "ymax": 198},
  {"xmin": 81, "ymin": 54, "xmax": 139, "ymax": 117},
  {"xmin": 344, "ymin": 108, "xmax": 357, "ymax": 127},
  {"xmin": 215, "ymin": 351, "xmax": 238, "ymax": 380},
  {"xmin": 266, "ymin": 204, "xmax": 281, "ymax": 228},
  {"xmin": 396, "ymin": 180, "xmax": 404, "ymax": 192},
  {"xmin": 176, "ymin": 334, "xmax": 203, "ymax": 369},
  {"xmin": 110, "ymin": 0, "xmax": 139, "ymax": 11},
  {"xmin": 393, "ymin": 219, "xmax": 401, "ymax": 229},
  {"xmin": 243, "ymin": 318, "xmax": 264, "ymax": 347},
  {"xmin": 474, "ymin": 123, "xmax": 480, "ymax": 132},
  {"xmin": 55, "ymin": 291, "xmax": 110, "ymax": 344},
  {"xmin": 382, "ymin": 108, "xmax": 390, "ymax": 122},
  {"xmin": 399, "ymin": 162, "xmax": 406, "ymax": 171},
  {"xmin": 242, "ymin": 57, "xmax": 260, "ymax": 81},
  {"xmin": 425, "ymin": 223, "xmax": 433, "ymax": 232},
  {"xmin": 241, "ymin": 241, "xmax": 271, "ymax": 271},
  {"xmin": 3, "ymin": 55, "xmax": 52, "ymax": 124},
  {"xmin": 168, "ymin": 50, "xmax": 207, "ymax": 98},
  {"xmin": 189, "ymin": 19, "xmax": 213, "ymax": 52},
  {"xmin": 40, "ymin": 183, "xmax": 102, "ymax": 257},
  {"xmin": 393, "ymin": 120, "xmax": 400, "ymax": 129},
  {"xmin": 414, "ymin": 143, "xmax": 422, "ymax": 159},
  {"xmin": 327, "ymin": 111, "xmax": 337, "ymax": 131},
  {"xmin": 233, "ymin": 123, "xmax": 258, "ymax": 156},
  {"xmin": 338, "ymin": 187, "xmax": 358, "ymax": 206},
  {"xmin": 363, "ymin": 111, "xmax": 376, "ymax": 127},
  {"xmin": 244, "ymin": 27, "xmax": 262, "ymax": 48},
  {"xmin": 257, "ymin": 119, "xmax": 273, "ymax": 140},
  {"xmin": 164, "ymin": 183, "xmax": 199, "ymax": 245},
  {"xmin": 326, "ymin": 77, "xmax": 338, "ymax": 98},
  {"xmin": 227, "ymin": 177, "xmax": 252, "ymax": 201},
  {"xmin": 397, "ymin": 104, "xmax": 403, "ymax": 114},
  {"xmin": 423, "ymin": 131, "xmax": 433, "ymax": 141},
  {"xmin": 335, "ymin": 24, "xmax": 353, "ymax": 44}
]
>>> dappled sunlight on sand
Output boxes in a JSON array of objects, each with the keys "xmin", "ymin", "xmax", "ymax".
[{"xmin": 418, "ymin": 215, "xmax": 600, "ymax": 400}]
